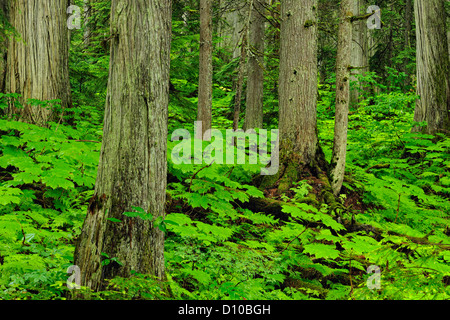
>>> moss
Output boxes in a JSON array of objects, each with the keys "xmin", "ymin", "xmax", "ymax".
[
  {"xmin": 318, "ymin": 171, "xmax": 344, "ymax": 216},
  {"xmin": 283, "ymin": 277, "xmax": 328, "ymax": 299},
  {"xmin": 88, "ymin": 193, "xmax": 108, "ymax": 215},
  {"xmin": 297, "ymin": 191, "xmax": 320, "ymax": 208},
  {"xmin": 304, "ymin": 20, "xmax": 315, "ymax": 28},
  {"xmin": 258, "ymin": 170, "xmax": 280, "ymax": 189},
  {"xmin": 277, "ymin": 161, "xmax": 299, "ymax": 194}
]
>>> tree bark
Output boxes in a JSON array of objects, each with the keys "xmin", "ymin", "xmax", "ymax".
[
  {"xmin": 197, "ymin": 0, "xmax": 213, "ymax": 140},
  {"xmin": 278, "ymin": 0, "xmax": 319, "ymax": 166},
  {"xmin": 403, "ymin": 0, "xmax": 413, "ymax": 88},
  {"xmin": 217, "ymin": 0, "xmax": 246, "ymax": 61},
  {"xmin": 244, "ymin": 0, "xmax": 265, "ymax": 130},
  {"xmin": 260, "ymin": 0, "xmax": 323, "ymax": 193},
  {"xmin": 413, "ymin": 0, "xmax": 450, "ymax": 135},
  {"xmin": 83, "ymin": 0, "xmax": 91, "ymax": 48},
  {"xmin": 74, "ymin": 0, "xmax": 172, "ymax": 293},
  {"xmin": 0, "ymin": 0, "xmax": 9, "ymax": 93},
  {"xmin": 5, "ymin": 0, "xmax": 72, "ymax": 126},
  {"xmin": 404, "ymin": 0, "xmax": 413, "ymax": 51},
  {"xmin": 448, "ymin": 28, "xmax": 450, "ymax": 60},
  {"xmin": 330, "ymin": 0, "xmax": 353, "ymax": 196},
  {"xmin": 350, "ymin": 0, "xmax": 368, "ymax": 106},
  {"xmin": 232, "ymin": 33, "xmax": 247, "ymax": 131}
]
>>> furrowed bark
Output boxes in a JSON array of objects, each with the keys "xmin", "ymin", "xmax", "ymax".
[
  {"xmin": 244, "ymin": 0, "xmax": 265, "ymax": 130},
  {"xmin": 260, "ymin": 0, "xmax": 323, "ymax": 194},
  {"xmin": 5, "ymin": 0, "xmax": 72, "ymax": 126},
  {"xmin": 197, "ymin": 0, "xmax": 213, "ymax": 140},
  {"xmin": 330, "ymin": 0, "xmax": 353, "ymax": 196},
  {"xmin": 74, "ymin": 0, "xmax": 172, "ymax": 293},
  {"xmin": 413, "ymin": 0, "xmax": 450, "ymax": 135}
]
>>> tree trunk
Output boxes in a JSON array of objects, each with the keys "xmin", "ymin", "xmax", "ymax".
[
  {"xmin": 405, "ymin": 0, "xmax": 412, "ymax": 48},
  {"xmin": 330, "ymin": 0, "xmax": 353, "ymax": 196},
  {"xmin": 5, "ymin": 0, "xmax": 72, "ymax": 126},
  {"xmin": 317, "ymin": 0, "xmax": 339, "ymax": 84},
  {"xmin": 448, "ymin": 23, "xmax": 450, "ymax": 60},
  {"xmin": 74, "ymin": 0, "xmax": 172, "ymax": 293},
  {"xmin": 448, "ymin": 29, "xmax": 450, "ymax": 60},
  {"xmin": 217, "ymin": 0, "xmax": 245, "ymax": 61},
  {"xmin": 413, "ymin": 0, "xmax": 450, "ymax": 135},
  {"xmin": 403, "ymin": 0, "xmax": 413, "ymax": 88},
  {"xmin": 233, "ymin": 33, "xmax": 247, "ymax": 131},
  {"xmin": 366, "ymin": 16, "xmax": 379, "ymax": 96},
  {"xmin": 350, "ymin": 0, "xmax": 368, "ymax": 106},
  {"xmin": 279, "ymin": 0, "xmax": 319, "ymax": 163},
  {"xmin": 244, "ymin": 0, "xmax": 265, "ymax": 130},
  {"xmin": 83, "ymin": 0, "xmax": 91, "ymax": 48},
  {"xmin": 261, "ymin": 0, "xmax": 322, "ymax": 193},
  {"xmin": 197, "ymin": 0, "xmax": 213, "ymax": 141},
  {"xmin": 0, "ymin": 0, "xmax": 9, "ymax": 93}
]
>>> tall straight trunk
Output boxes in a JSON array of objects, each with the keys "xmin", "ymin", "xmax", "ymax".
[
  {"xmin": 244, "ymin": 0, "xmax": 265, "ymax": 130},
  {"xmin": 261, "ymin": 0, "xmax": 321, "ymax": 193},
  {"xmin": 367, "ymin": 18, "xmax": 379, "ymax": 96},
  {"xmin": 448, "ymin": 29, "xmax": 450, "ymax": 59},
  {"xmin": 278, "ymin": 0, "xmax": 319, "ymax": 166},
  {"xmin": 330, "ymin": 0, "xmax": 353, "ymax": 196},
  {"xmin": 350, "ymin": 0, "xmax": 368, "ymax": 106},
  {"xmin": 404, "ymin": 0, "xmax": 413, "ymax": 50},
  {"xmin": 83, "ymin": 0, "xmax": 91, "ymax": 48},
  {"xmin": 232, "ymin": 33, "xmax": 247, "ymax": 131},
  {"xmin": 217, "ymin": 0, "xmax": 246, "ymax": 61},
  {"xmin": 448, "ymin": 24, "xmax": 450, "ymax": 59},
  {"xmin": 403, "ymin": 0, "xmax": 413, "ymax": 88},
  {"xmin": 317, "ymin": 0, "xmax": 339, "ymax": 84},
  {"xmin": 197, "ymin": 0, "xmax": 213, "ymax": 140},
  {"xmin": 74, "ymin": 0, "xmax": 172, "ymax": 292},
  {"xmin": 0, "ymin": 0, "xmax": 8, "ymax": 93},
  {"xmin": 5, "ymin": 0, "xmax": 72, "ymax": 126},
  {"xmin": 413, "ymin": 0, "xmax": 450, "ymax": 135}
]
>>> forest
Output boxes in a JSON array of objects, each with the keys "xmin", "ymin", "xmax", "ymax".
[{"xmin": 0, "ymin": 0, "xmax": 449, "ymax": 302}]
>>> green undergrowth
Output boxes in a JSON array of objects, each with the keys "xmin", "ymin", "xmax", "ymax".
[{"xmin": 0, "ymin": 92, "xmax": 449, "ymax": 300}]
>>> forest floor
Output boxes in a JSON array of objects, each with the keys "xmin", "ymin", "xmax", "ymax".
[{"xmin": 0, "ymin": 92, "xmax": 449, "ymax": 300}]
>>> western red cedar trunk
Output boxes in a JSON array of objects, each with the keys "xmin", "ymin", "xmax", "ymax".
[
  {"xmin": 0, "ymin": 1, "xmax": 8, "ymax": 93},
  {"xmin": 413, "ymin": 0, "xmax": 450, "ymax": 135},
  {"xmin": 217, "ymin": 0, "xmax": 245, "ymax": 61},
  {"xmin": 330, "ymin": 0, "xmax": 353, "ymax": 196},
  {"xmin": 74, "ymin": 0, "xmax": 172, "ymax": 293},
  {"xmin": 5, "ymin": 0, "xmax": 72, "ymax": 126},
  {"xmin": 403, "ymin": 0, "xmax": 413, "ymax": 87},
  {"xmin": 197, "ymin": 0, "xmax": 213, "ymax": 140},
  {"xmin": 278, "ymin": 0, "xmax": 319, "ymax": 163},
  {"xmin": 244, "ymin": 0, "xmax": 265, "ymax": 130},
  {"xmin": 83, "ymin": 0, "xmax": 91, "ymax": 48},
  {"xmin": 260, "ymin": 0, "xmax": 323, "ymax": 193},
  {"xmin": 232, "ymin": 33, "xmax": 247, "ymax": 131}
]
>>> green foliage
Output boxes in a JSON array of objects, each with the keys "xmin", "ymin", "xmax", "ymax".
[
  {"xmin": 1, "ymin": 0, "xmax": 448, "ymax": 301},
  {"xmin": 0, "ymin": 96, "xmax": 102, "ymax": 299}
]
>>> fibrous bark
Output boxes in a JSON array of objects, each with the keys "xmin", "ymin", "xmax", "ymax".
[
  {"xmin": 0, "ymin": 1, "xmax": 9, "ymax": 93},
  {"xmin": 244, "ymin": 0, "xmax": 265, "ymax": 130},
  {"xmin": 5, "ymin": 0, "xmax": 72, "ymax": 126},
  {"xmin": 197, "ymin": 0, "xmax": 213, "ymax": 140},
  {"xmin": 260, "ymin": 0, "xmax": 323, "ymax": 194},
  {"xmin": 413, "ymin": 0, "xmax": 450, "ymax": 135},
  {"xmin": 232, "ymin": 32, "xmax": 247, "ymax": 131},
  {"xmin": 278, "ymin": 0, "xmax": 319, "ymax": 165},
  {"xmin": 74, "ymin": 0, "xmax": 172, "ymax": 292}
]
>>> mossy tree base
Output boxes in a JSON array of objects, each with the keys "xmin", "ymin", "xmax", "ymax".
[{"xmin": 257, "ymin": 144, "xmax": 340, "ymax": 206}]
